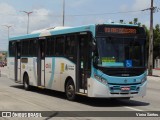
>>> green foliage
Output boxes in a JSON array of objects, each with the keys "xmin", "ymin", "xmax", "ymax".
[
  {"xmin": 134, "ymin": 18, "xmax": 138, "ymax": 24},
  {"xmin": 153, "ymin": 24, "xmax": 160, "ymax": 59}
]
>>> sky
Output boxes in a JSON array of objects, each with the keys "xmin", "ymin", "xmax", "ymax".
[{"xmin": 0, "ymin": 0, "xmax": 160, "ymax": 50}]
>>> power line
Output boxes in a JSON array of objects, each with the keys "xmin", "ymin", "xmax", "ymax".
[
  {"xmin": 0, "ymin": 9, "xmax": 147, "ymax": 17},
  {"xmin": 66, "ymin": 10, "xmax": 142, "ymax": 16}
]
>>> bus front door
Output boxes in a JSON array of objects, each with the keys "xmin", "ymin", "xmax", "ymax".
[
  {"xmin": 77, "ymin": 33, "xmax": 91, "ymax": 94},
  {"xmin": 37, "ymin": 39, "xmax": 45, "ymax": 87},
  {"xmin": 15, "ymin": 42, "xmax": 21, "ymax": 82}
]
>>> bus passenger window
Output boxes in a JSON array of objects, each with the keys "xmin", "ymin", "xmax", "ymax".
[
  {"xmin": 65, "ymin": 36, "xmax": 75, "ymax": 56},
  {"xmin": 9, "ymin": 41, "xmax": 16, "ymax": 57},
  {"xmin": 55, "ymin": 37, "xmax": 65, "ymax": 56}
]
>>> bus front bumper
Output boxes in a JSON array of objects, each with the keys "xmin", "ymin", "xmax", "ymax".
[{"xmin": 87, "ymin": 78, "xmax": 147, "ymax": 98}]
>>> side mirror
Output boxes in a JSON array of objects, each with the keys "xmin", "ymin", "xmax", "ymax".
[{"xmin": 89, "ymin": 41, "xmax": 96, "ymax": 51}]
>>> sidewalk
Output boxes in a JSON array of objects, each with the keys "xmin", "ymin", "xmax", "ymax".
[
  {"xmin": 152, "ymin": 69, "xmax": 160, "ymax": 77},
  {"xmin": 147, "ymin": 69, "xmax": 160, "ymax": 81}
]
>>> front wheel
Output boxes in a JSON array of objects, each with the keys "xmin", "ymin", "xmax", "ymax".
[{"xmin": 65, "ymin": 80, "xmax": 76, "ymax": 101}]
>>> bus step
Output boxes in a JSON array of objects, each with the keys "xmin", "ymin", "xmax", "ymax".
[
  {"xmin": 37, "ymin": 86, "xmax": 45, "ymax": 89},
  {"xmin": 79, "ymin": 89, "xmax": 88, "ymax": 94},
  {"xmin": 76, "ymin": 92, "xmax": 87, "ymax": 96},
  {"xmin": 15, "ymin": 81, "xmax": 21, "ymax": 83}
]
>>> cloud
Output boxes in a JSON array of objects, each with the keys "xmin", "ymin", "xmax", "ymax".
[
  {"xmin": 0, "ymin": 3, "xmax": 16, "ymax": 15},
  {"xmin": 0, "ymin": 3, "xmax": 62, "ymax": 50}
]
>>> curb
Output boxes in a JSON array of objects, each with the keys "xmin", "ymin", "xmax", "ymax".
[{"xmin": 154, "ymin": 68, "xmax": 160, "ymax": 70}]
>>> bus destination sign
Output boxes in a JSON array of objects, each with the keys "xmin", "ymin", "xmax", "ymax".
[{"xmin": 104, "ymin": 27, "xmax": 137, "ymax": 34}]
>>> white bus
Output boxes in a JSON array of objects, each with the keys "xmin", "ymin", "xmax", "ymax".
[{"xmin": 8, "ymin": 23, "xmax": 147, "ymax": 100}]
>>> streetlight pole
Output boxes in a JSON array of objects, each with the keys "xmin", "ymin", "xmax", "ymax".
[
  {"xmin": 2, "ymin": 25, "xmax": 12, "ymax": 40},
  {"xmin": 20, "ymin": 11, "xmax": 33, "ymax": 34},
  {"xmin": 62, "ymin": 0, "xmax": 65, "ymax": 26}
]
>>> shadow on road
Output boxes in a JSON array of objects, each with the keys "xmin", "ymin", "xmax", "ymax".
[
  {"xmin": 75, "ymin": 96, "xmax": 150, "ymax": 107},
  {"xmin": 10, "ymin": 85, "xmax": 150, "ymax": 107}
]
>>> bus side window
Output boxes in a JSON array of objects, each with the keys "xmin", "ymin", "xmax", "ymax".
[
  {"xmin": 55, "ymin": 37, "xmax": 65, "ymax": 56},
  {"xmin": 29, "ymin": 39, "xmax": 37, "ymax": 57},
  {"xmin": 9, "ymin": 41, "xmax": 16, "ymax": 57},
  {"xmin": 65, "ymin": 35, "xmax": 75, "ymax": 57},
  {"xmin": 21, "ymin": 40, "xmax": 29, "ymax": 57},
  {"xmin": 50, "ymin": 37, "xmax": 55, "ymax": 56}
]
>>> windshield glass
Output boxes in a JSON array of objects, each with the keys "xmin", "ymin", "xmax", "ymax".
[{"xmin": 96, "ymin": 37, "xmax": 145, "ymax": 68}]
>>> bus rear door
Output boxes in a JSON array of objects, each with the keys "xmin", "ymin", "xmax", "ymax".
[
  {"xmin": 15, "ymin": 41, "xmax": 21, "ymax": 82},
  {"xmin": 37, "ymin": 39, "xmax": 45, "ymax": 87}
]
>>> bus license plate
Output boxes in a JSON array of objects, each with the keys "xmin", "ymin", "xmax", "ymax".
[{"xmin": 121, "ymin": 87, "xmax": 130, "ymax": 91}]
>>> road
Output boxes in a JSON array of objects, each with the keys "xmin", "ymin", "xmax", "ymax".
[{"xmin": 0, "ymin": 67, "xmax": 160, "ymax": 120}]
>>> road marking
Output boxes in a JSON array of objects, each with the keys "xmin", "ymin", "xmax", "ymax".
[{"xmin": 124, "ymin": 106, "xmax": 144, "ymax": 111}]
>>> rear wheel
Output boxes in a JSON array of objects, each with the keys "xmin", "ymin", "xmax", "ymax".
[
  {"xmin": 65, "ymin": 80, "xmax": 76, "ymax": 101},
  {"xmin": 23, "ymin": 74, "xmax": 30, "ymax": 90}
]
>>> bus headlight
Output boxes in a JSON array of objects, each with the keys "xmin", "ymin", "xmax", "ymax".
[
  {"xmin": 141, "ymin": 77, "xmax": 147, "ymax": 84},
  {"xmin": 94, "ymin": 74, "xmax": 108, "ymax": 85}
]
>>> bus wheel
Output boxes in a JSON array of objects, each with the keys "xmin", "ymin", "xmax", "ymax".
[
  {"xmin": 65, "ymin": 80, "xmax": 76, "ymax": 101},
  {"xmin": 23, "ymin": 74, "xmax": 30, "ymax": 90}
]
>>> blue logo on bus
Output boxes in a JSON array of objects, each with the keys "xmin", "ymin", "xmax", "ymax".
[{"xmin": 125, "ymin": 60, "xmax": 132, "ymax": 68}]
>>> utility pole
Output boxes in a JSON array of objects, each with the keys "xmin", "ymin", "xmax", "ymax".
[
  {"xmin": 62, "ymin": 0, "xmax": 65, "ymax": 26},
  {"xmin": 148, "ymin": 0, "xmax": 154, "ymax": 76},
  {"xmin": 2, "ymin": 25, "xmax": 12, "ymax": 40},
  {"xmin": 20, "ymin": 11, "xmax": 33, "ymax": 34}
]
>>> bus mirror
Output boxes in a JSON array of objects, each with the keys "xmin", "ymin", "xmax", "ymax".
[
  {"xmin": 93, "ymin": 56, "xmax": 98, "ymax": 67},
  {"xmin": 90, "ymin": 41, "xmax": 96, "ymax": 51}
]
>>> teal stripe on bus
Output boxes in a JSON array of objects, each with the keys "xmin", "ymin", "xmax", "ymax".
[{"xmin": 47, "ymin": 58, "xmax": 55, "ymax": 89}]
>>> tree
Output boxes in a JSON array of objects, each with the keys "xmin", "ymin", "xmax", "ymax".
[
  {"xmin": 153, "ymin": 24, "xmax": 160, "ymax": 59},
  {"xmin": 134, "ymin": 18, "xmax": 138, "ymax": 24}
]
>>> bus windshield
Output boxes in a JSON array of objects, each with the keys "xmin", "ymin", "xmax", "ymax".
[{"xmin": 96, "ymin": 36, "xmax": 145, "ymax": 68}]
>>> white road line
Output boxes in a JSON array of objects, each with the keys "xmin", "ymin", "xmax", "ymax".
[{"xmin": 124, "ymin": 106, "xmax": 144, "ymax": 111}]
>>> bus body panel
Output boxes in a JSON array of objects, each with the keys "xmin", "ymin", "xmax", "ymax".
[
  {"xmin": 45, "ymin": 57, "xmax": 76, "ymax": 92},
  {"xmin": 21, "ymin": 58, "xmax": 37, "ymax": 86}
]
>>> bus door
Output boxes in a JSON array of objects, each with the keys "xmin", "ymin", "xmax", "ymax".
[
  {"xmin": 37, "ymin": 39, "xmax": 45, "ymax": 87},
  {"xmin": 15, "ymin": 42, "xmax": 21, "ymax": 82},
  {"xmin": 76, "ymin": 33, "xmax": 91, "ymax": 94}
]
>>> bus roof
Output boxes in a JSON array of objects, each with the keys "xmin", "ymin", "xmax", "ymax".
[
  {"xmin": 9, "ymin": 23, "xmax": 139, "ymax": 41},
  {"xmin": 9, "ymin": 24, "xmax": 96, "ymax": 41}
]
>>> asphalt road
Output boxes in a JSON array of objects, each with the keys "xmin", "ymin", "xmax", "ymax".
[{"xmin": 0, "ymin": 67, "xmax": 159, "ymax": 120}]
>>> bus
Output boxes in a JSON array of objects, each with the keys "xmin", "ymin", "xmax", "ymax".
[{"xmin": 8, "ymin": 23, "xmax": 147, "ymax": 100}]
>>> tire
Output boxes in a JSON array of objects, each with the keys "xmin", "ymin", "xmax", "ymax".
[
  {"xmin": 65, "ymin": 80, "xmax": 76, "ymax": 101},
  {"xmin": 23, "ymin": 74, "xmax": 30, "ymax": 90}
]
